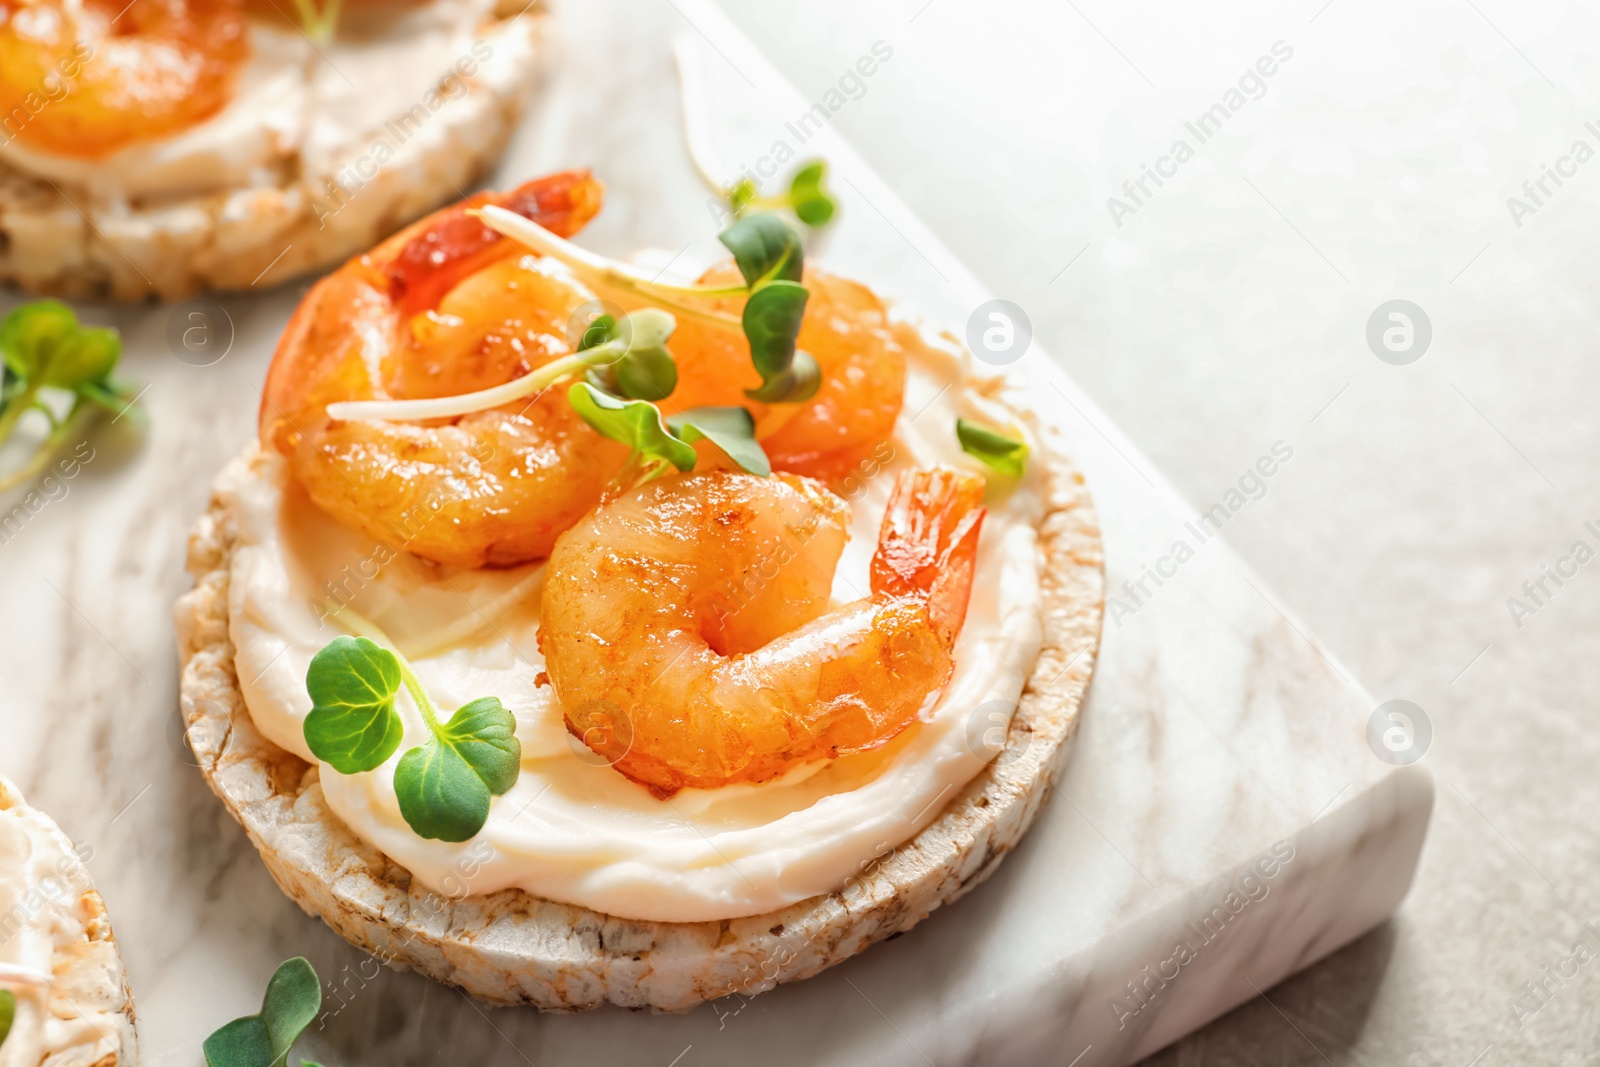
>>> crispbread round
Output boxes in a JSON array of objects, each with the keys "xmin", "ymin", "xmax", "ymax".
[
  {"xmin": 0, "ymin": 1, "xmax": 546, "ymax": 302},
  {"xmin": 173, "ymin": 392, "xmax": 1104, "ymax": 1012},
  {"xmin": 0, "ymin": 777, "xmax": 138, "ymax": 1066}
]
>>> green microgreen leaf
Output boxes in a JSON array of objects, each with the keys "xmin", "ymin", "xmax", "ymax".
[
  {"xmin": 303, "ymin": 636, "xmax": 405, "ymax": 775},
  {"xmin": 568, "ymin": 382, "xmax": 697, "ymax": 473},
  {"xmin": 718, "ymin": 214, "xmax": 804, "ymax": 288},
  {"xmin": 474, "ymin": 207, "xmax": 820, "ymax": 409},
  {"xmin": 0, "ymin": 300, "xmax": 76, "ymax": 380},
  {"xmin": 201, "ymin": 1016, "xmax": 271, "ymax": 1065},
  {"xmin": 0, "ymin": 300, "xmax": 142, "ymax": 494},
  {"xmin": 304, "ymin": 624, "xmax": 522, "ymax": 843},
  {"xmin": 740, "ymin": 281, "xmax": 819, "ymax": 403},
  {"xmin": 956, "ymin": 418, "xmax": 1028, "ymax": 477},
  {"xmin": 582, "ymin": 309, "xmax": 679, "ymax": 402},
  {"xmin": 0, "ymin": 300, "xmax": 120, "ymax": 389},
  {"xmin": 787, "ymin": 161, "xmax": 837, "ymax": 227},
  {"xmin": 202, "ymin": 957, "xmax": 321, "ymax": 1067},
  {"xmin": 76, "ymin": 377, "xmax": 147, "ymax": 425},
  {"xmin": 475, "ymin": 205, "xmax": 820, "ymax": 410},
  {"xmin": 578, "ymin": 313, "xmax": 617, "ymax": 352},
  {"xmin": 728, "ymin": 177, "xmax": 759, "ymax": 218},
  {"xmin": 720, "ymin": 164, "xmax": 834, "ymax": 228},
  {"xmin": 667, "ymin": 406, "xmax": 770, "ymax": 476},
  {"xmin": 0, "ymin": 301, "xmax": 117, "ymax": 391},
  {"xmin": 715, "ymin": 218, "xmax": 814, "ymax": 402},
  {"xmin": 607, "ymin": 346, "xmax": 678, "ymax": 402},
  {"xmin": 0, "ymin": 989, "xmax": 14, "ymax": 1052},
  {"xmin": 43, "ymin": 327, "xmax": 119, "ymax": 390},
  {"xmin": 394, "ymin": 697, "xmax": 520, "ymax": 842},
  {"xmin": 744, "ymin": 350, "xmax": 820, "ymax": 405}
]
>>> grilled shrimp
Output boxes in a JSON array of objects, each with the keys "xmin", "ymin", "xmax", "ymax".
[
  {"xmin": 0, "ymin": 0, "xmax": 249, "ymax": 158},
  {"xmin": 258, "ymin": 170, "xmax": 625, "ymax": 569},
  {"xmin": 477, "ymin": 207, "xmax": 911, "ymax": 484},
  {"xmin": 539, "ymin": 466, "xmax": 986, "ymax": 795},
  {"xmin": 624, "ymin": 263, "xmax": 908, "ymax": 483}
]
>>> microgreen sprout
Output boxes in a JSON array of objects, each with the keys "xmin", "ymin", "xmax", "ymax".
[
  {"xmin": 322, "ymin": 295, "xmax": 768, "ymax": 490},
  {"xmin": 303, "ymin": 622, "xmax": 520, "ymax": 843},
  {"xmin": 477, "ymin": 207, "xmax": 820, "ymax": 404},
  {"xmin": 668, "ymin": 405, "xmax": 770, "ymax": 477},
  {"xmin": 0, "ymin": 300, "xmax": 144, "ymax": 494},
  {"xmin": 202, "ymin": 957, "xmax": 322, "ymax": 1067},
  {"xmin": 568, "ymin": 383, "xmax": 770, "ymax": 492},
  {"xmin": 724, "ymin": 161, "xmax": 837, "ymax": 227},
  {"xmin": 956, "ymin": 418, "xmax": 1028, "ymax": 477},
  {"xmin": 471, "ymin": 206, "xmax": 746, "ymax": 320},
  {"xmin": 581, "ymin": 313, "xmax": 678, "ymax": 402},
  {"xmin": 673, "ymin": 37, "xmax": 837, "ymax": 228},
  {"xmin": 325, "ymin": 308, "xmax": 679, "ymax": 423},
  {"xmin": 568, "ymin": 383, "xmax": 696, "ymax": 486}
]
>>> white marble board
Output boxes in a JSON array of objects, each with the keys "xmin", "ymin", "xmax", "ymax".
[{"xmin": 0, "ymin": 0, "xmax": 1432, "ymax": 1063}]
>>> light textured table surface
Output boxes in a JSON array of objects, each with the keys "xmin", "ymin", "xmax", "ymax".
[{"xmin": 713, "ymin": 0, "xmax": 1600, "ymax": 1063}]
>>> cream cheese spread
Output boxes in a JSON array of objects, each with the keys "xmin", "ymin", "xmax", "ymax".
[{"xmin": 221, "ymin": 329, "xmax": 1046, "ymax": 923}]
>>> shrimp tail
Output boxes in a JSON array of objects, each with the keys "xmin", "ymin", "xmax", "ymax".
[
  {"xmin": 386, "ymin": 169, "xmax": 605, "ymax": 316},
  {"xmin": 497, "ymin": 169, "xmax": 605, "ymax": 238},
  {"xmin": 870, "ymin": 467, "xmax": 987, "ymax": 645}
]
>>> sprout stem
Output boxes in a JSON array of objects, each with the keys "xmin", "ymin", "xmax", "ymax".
[
  {"xmin": 326, "ymin": 346, "xmax": 614, "ymax": 424},
  {"xmin": 474, "ymin": 207, "xmax": 744, "ymax": 326},
  {"xmin": 0, "ymin": 382, "xmax": 41, "ymax": 447},
  {"xmin": 0, "ymin": 397, "xmax": 94, "ymax": 494},
  {"xmin": 602, "ymin": 451, "xmax": 679, "ymax": 503}
]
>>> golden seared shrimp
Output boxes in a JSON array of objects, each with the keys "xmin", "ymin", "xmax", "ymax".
[
  {"xmin": 0, "ymin": 0, "xmax": 249, "ymax": 158},
  {"xmin": 659, "ymin": 265, "xmax": 908, "ymax": 482},
  {"xmin": 540, "ymin": 466, "xmax": 986, "ymax": 796},
  {"xmin": 259, "ymin": 171, "xmax": 627, "ymax": 569}
]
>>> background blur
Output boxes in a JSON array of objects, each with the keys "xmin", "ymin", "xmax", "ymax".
[{"xmin": 716, "ymin": 0, "xmax": 1600, "ymax": 1062}]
